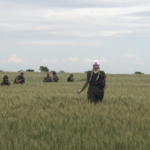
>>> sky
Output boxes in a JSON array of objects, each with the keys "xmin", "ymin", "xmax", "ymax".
[{"xmin": 0, "ymin": 0, "xmax": 150, "ymax": 73}]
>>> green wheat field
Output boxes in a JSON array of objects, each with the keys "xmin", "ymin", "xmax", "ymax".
[{"xmin": 0, "ymin": 72, "xmax": 150, "ymax": 150}]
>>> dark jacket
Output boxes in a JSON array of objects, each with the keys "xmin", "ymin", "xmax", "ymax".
[
  {"xmin": 43, "ymin": 76, "xmax": 53, "ymax": 82},
  {"xmin": 14, "ymin": 75, "xmax": 25, "ymax": 84},
  {"xmin": 53, "ymin": 75, "xmax": 59, "ymax": 82},
  {"xmin": 1, "ymin": 80, "xmax": 10, "ymax": 86},
  {"xmin": 67, "ymin": 77, "xmax": 74, "ymax": 82}
]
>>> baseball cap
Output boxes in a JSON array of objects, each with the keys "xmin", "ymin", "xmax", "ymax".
[{"xmin": 93, "ymin": 60, "xmax": 100, "ymax": 66}]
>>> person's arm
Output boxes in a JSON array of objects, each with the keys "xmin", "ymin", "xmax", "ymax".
[
  {"xmin": 104, "ymin": 77, "xmax": 107, "ymax": 91},
  {"xmin": 77, "ymin": 80, "xmax": 89, "ymax": 94},
  {"xmin": 53, "ymin": 76, "xmax": 59, "ymax": 82},
  {"xmin": 72, "ymin": 78, "xmax": 74, "ymax": 82},
  {"xmin": 43, "ymin": 77, "xmax": 46, "ymax": 82},
  {"xmin": 21, "ymin": 78, "xmax": 25, "ymax": 84},
  {"xmin": 51, "ymin": 77, "xmax": 54, "ymax": 82},
  {"xmin": 57, "ymin": 76, "xmax": 59, "ymax": 82},
  {"xmin": 16, "ymin": 79, "xmax": 22, "ymax": 83}
]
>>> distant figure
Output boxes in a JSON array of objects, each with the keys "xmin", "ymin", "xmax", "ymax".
[
  {"xmin": 1, "ymin": 75, "xmax": 10, "ymax": 86},
  {"xmin": 14, "ymin": 71, "xmax": 25, "ymax": 84},
  {"xmin": 43, "ymin": 72, "xmax": 53, "ymax": 82},
  {"xmin": 52, "ymin": 71, "xmax": 59, "ymax": 82},
  {"xmin": 67, "ymin": 74, "xmax": 74, "ymax": 82}
]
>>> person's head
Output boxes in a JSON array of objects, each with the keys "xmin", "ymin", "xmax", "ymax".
[
  {"xmin": 70, "ymin": 74, "xmax": 73, "ymax": 77},
  {"xmin": 52, "ymin": 71, "xmax": 56, "ymax": 76},
  {"xmin": 20, "ymin": 71, "xmax": 24, "ymax": 77},
  {"xmin": 92, "ymin": 60, "xmax": 100, "ymax": 71},
  {"xmin": 3, "ymin": 75, "xmax": 8, "ymax": 81},
  {"xmin": 47, "ymin": 72, "xmax": 50, "ymax": 77}
]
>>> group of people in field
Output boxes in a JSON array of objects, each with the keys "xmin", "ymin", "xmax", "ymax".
[
  {"xmin": 43, "ymin": 71, "xmax": 59, "ymax": 82},
  {"xmin": 0, "ymin": 60, "xmax": 106, "ymax": 104},
  {"xmin": 0, "ymin": 71, "xmax": 25, "ymax": 86},
  {"xmin": 0, "ymin": 71, "xmax": 75, "ymax": 86},
  {"xmin": 43, "ymin": 71, "xmax": 74, "ymax": 83}
]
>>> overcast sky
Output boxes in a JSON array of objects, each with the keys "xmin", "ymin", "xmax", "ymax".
[{"xmin": 0, "ymin": 0, "xmax": 150, "ymax": 73}]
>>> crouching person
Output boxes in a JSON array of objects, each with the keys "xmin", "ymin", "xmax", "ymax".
[
  {"xmin": 67, "ymin": 74, "xmax": 74, "ymax": 82},
  {"xmin": 43, "ymin": 72, "xmax": 53, "ymax": 82},
  {"xmin": 1, "ymin": 75, "xmax": 10, "ymax": 86},
  {"xmin": 14, "ymin": 71, "xmax": 25, "ymax": 84},
  {"xmin": 52, "ymin": 71, "xmax": 59, "ymax": 82}
]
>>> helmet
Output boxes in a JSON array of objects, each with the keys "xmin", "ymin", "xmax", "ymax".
[
  {"xmin": 3, "ymin": 75, "xmax": 8, "ymax": 79},
  {"xmin": 52, "ymin": 71, "xmax": 56, "ymax": 75}
]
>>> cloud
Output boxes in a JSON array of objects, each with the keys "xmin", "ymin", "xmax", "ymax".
[
  {"xmin": 25, "ymin": 41, "xmax": 76, "ymax": 46},
  {"xmin": 83, "ymin": 57, "xmax": 113, "ymax": 65},
  {"xmin": 1, "ymin": 0, "xmax": 150, "ymax": 8},
  {"xmin": 3, "ymin": 40, "xmax": 101, "ymax": 46},
  {"xmin": 8, "ymin": 54, "xmax": 23, "ymax": 64},
  {"xmin": 134, "ymin": 57, "xmax": 143, "ymax": 65},
  {"xmin": 83, "ymin": 58, "xmax": 93, "ymax": 65},
  {"xmin": 0, "ymin": 54, "xmax": 23, "ymax": 64},
  {"xmin": 40, "ymin": 59, "xmax": 58, "ymax": 64},
  {"xmin": 0, "ymin": 0, "xmax": 149, "ymax": 74},
  {"xmin": 103, "ymin": 30, "xmax": 133, "ymax": 36},
  {"xmin": 0, "ymin": 54, "xmax": 33, "ymax": 65},
  {"xmin": 123, "ymin": 54, "xmax": 135, "ymax": 59},
  {"xmin": 122, "ymin": 54, "xmax": 143, "ymax": 65},
  {"xmin": 46, "ymin": 56, "xmax": 113, "ymax": 66},
  {"xmin": 99, "ymin": 58, "xmax": 113, "ymax": 64},
  {"xmin": 69, "ymin": 57, "xmax": 80, "ymax": 63},
  {"xmin": 47, "ymin": 30, "xmax": 133, "ymax": 37},
  {"xmin": 0, "ymin": 1, "xmax": 150, "ymax": 42},
  {"xmin": 124, "ymin": 10, "xmax": 150, "ymax": 17}
]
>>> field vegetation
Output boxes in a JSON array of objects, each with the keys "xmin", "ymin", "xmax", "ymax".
[{"xmin": 0, "ymin": 72, "xmax": 150, "ymax": 150}]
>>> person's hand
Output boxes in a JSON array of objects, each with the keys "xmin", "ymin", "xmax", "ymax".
[
  {"xmin": 16, "ymin": 79, "xmax": 21, "ymax": 83},
  {"xmin": 103, "ymin": 87, "xmax": 107, "ymax": 92},
  {"xmin": 77, "ymin": 90, "xmax": 82, "ymax": 94},
  {"xmin": 18, "ymin": 79, "xmax": 22, "ymax": 83}
]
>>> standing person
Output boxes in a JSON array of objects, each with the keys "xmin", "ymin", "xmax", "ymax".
[
  {"xmin": 1, "ymin": 75, "xmax": 10, "ymax": 86},
  {"xmin": 77, "ymin": 60, "xmax": 106, "ymax": 104},
  {"xmin": 52, "ymin": 71, "xmax": 59, "ymax": 82},
  {"xmin": 67, "ymin": 74, "xmax": 74, "ymax": 82},
  {"xmin": 14, "ymin": 71, "xmax": 25, "ymax": 84},
  {"xmin": 43, "ymin": 72, "xmax": 53, "ymax": 82}
]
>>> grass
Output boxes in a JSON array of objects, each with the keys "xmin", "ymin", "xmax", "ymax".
[{"xmin": 0, "ymin": 72, "xmax": 150, "ymax": 150}]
